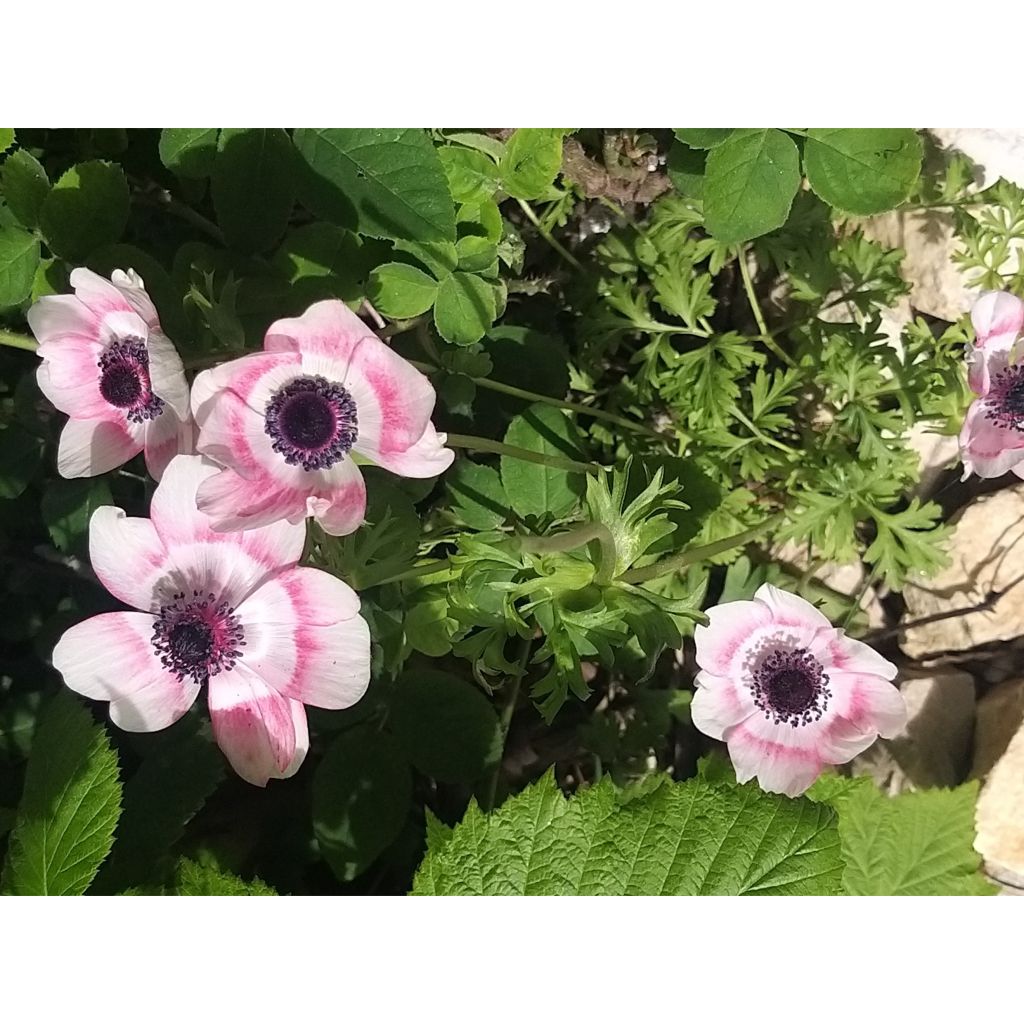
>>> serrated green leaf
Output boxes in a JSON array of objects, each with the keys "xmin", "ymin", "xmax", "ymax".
[
  {"xmin": 803, "ymin": 128, "xmax": 923, "ymax": 216},
  {"xmin": 172, "ymin": 859, "xmax": 276, "ymax": 895},
  {"xmin": 412, "ymin": 772, "xmax": 843, "ymax": 895},
  {"xmin": 272, "ymin": 222, "xmax": 367, "ymax": 305},
  {"xmin": 389, "ymin": 670, "xmax": 501, "ymax": 783},
  {"xmin": 822, "ymin": 779, "xmax": 996, "ymax": 895},
  {"xmin": 41, "ymin": 477, "xmax": 113, "ymax": 555},
  {"xmin": 313, "ymin": 729, "xmax": 412, "ymax": 882},
  {"xmin": 500, "ymin": 128, "xmax": 569, "ymax": 200},
  {"xmin": 0, "ymin": 225, "xmax": 39, "ymax": 307},
  {"xmin": 667, "ymin": 141, "xmax": 706, "ymax": 199},
  {"xmin": 703, "ymin": 129, "xmax": 800, "ymax": 243},
  {"xmin": 673, "ymin": 129, "xmax": 735, "ymax": 149},
  {"xmin": 367, "ymin": 262, "xmax": 439, "ymax": 318},
  {"xmin": 439, "ymin": 146, "xmax": 499, "ymax": 204},
  {"xmin": 501, "ymin": 403, "xmax": 586, "ymax": 519},
  {"xmin": 212, "ymin": 128, "xmax": 295, "ymax": 253},
  {"xmin": 2, "ymin": 692, "xmax": 122, "ymax": 895},
  {"xmin": 40, "ymin": 160, "xmax": 129, "ymax": 260},
  {"xmin": 0, "ymin": 129, "xmax": 13, "ymax": 153},
  {"xmin": 158, "ymin": 128, "xmax": 218, "ymax": 178},
  {"xmin": 434, "ymin": 271, "xmax": 497, "ymax": 345},
  {"xmin": 93, "ymin": 723, "xmax": 224, "ymax": 894},
  {"xmin": 1, "ymin": 149, "xmax": 50, "ymax": 228},
  {"xmin": 447, "ymin": 461, "xmax": 509, "ymax": 529},
  {"xmin": 294, "ymin": 128, "xmax": 456, "ymax": 243}
]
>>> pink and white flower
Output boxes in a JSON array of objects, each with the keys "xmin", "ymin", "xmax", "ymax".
[
  {"xmin": 690, "ymin": 584, "xmax": 906, "ymax": 797},
  {"xmin": 191, "ymin": 299, "xmax": 454, "ymax": 535},
  {"xmin": 51, "ymin": 454, "xmax": 371, "ymax": 786},
  {"xmin": 960, "ymin": 290, "xmax": 1024, "ymax": 479},
  {"xmin": 29, "ymin": 268, "xmax": 192, "ymax": 480}
]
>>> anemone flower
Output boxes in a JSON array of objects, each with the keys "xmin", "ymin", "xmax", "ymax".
[
  {"xmin": 191, "ymin": 299, "xmax": 454, "ymax": 535},
  {"xmin": 51, "ymin": 454, "xmax": 371, "ymax": 786},
  {"xmin": 690, "ymin": 584, "xmax": 906, "ymax": 797},
  {"xmin": 960, "ymin": 291, "xmax": 1024, "ymax": 478},
  {"xmin": 29, "ymin": 268, "xmax": 191, "ymax": 479}
]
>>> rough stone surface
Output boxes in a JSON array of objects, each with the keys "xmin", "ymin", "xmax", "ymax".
[
  {"xmin": 931, "ymin": 128, "xmax": 1024, "ymax": 190},
  {"xmin": 972, "ymin": 679, "xmax": 1024, "ymax": 779},
  {"xmin": 900, "ymin": 485, "xmax": 1024, "ymax": 659},
  {"xmin": 906, "ymin": 422, "xmax": 960, "ymax": 496},
  {"xmin": 852, "ymin": 670, "xmax": 976, "ymax": 791},
  {"xmin": 975, "ymin": 721, "xmax": 1024, "ymax": 890}
]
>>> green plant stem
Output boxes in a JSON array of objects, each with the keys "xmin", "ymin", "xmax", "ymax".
[
  {"xmin": 732, "ymin": 407, "xmax": 796, "ymax": 455},
  {"xmin": 736, "ymin": 247, "xmax": 796, "ymax": 368},
  {"xmin": 482, "ymin": 634, "xmax": 533, "ymax": 812},
  {"xmin": 516, "ymin": 198, "xmax": 584, "ymax": 271},
  {"xmin": 518, "ymin": 521, "xmax": 617, "ymax": 584},
  {"xmin": 364, "ymin": 559, "xmax": 452, "ymax": 589},
  {"xmin": 445, "ymin": 433, "xmax": 606, "ymax": 475},
  {"xmin": 409, "ymin": 359, "xmax": 663, "ymax": 440},
  {"xmin": 619, "ymin": 511, "xmax": 786, "ymax": 584},
  {"xmin": 0, "ymin": 329, "xmax": 37, "ymax": 353}
]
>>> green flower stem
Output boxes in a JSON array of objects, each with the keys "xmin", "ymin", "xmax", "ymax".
[
  {"xmin": 516, "ymin": 198, "xmax": 585, "ymax": 272},
  {"xmin": 445, "ymin": 433, "xmax": 607, "ymax": 475},
  {"xmin": 408, "ymin": 359, "xmax": 663, "ymax": 440},
  {"xmin": 518, "ymin": 521, "xmax": 617, "ymax": 584},
  {"xmin": 483, "ymin": 633, "xmax": 533, "ymax": 813},
  {"xmin": 0, "ymin": 329, "xmax": 37, "ymax": 353},
  {"xmin": 736, "ymin": 247, "xmax": 796, "ymax": 368},
  {"xmin": 618, "ymin": 511, "xmax": 786, "ymax": 585}
]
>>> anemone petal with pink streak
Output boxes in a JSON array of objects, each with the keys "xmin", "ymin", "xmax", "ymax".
[
  {"xmin": 51, "ymin": 454, "xmax": 372, "ymax": 787},
  {"xmin": 29, "ymin": 267, "xmax": 192, "ymax": 480},
  {"xmin": 691, "ymin": 583, "xmax": 905, "ymax": 797},
  {"xmin": 192, "ymin": 299, "xmax": 454, "ymax": 535},
  {"xmin": 968, "ymin": 290, "xmax": 1024, "ymax": 394}
]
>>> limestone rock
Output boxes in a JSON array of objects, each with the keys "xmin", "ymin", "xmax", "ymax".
[
  {"xmin": 852, "ymin": 669, "xmax": 976, "ymax": 791},
  {"xmin": 900, "ymin": 485, "xmax": 1024, "ymax": 658},
  {"xmin": 972, "ymin": 679, "xmax": 1024, "ymax": 779},
  {"xmin": 930, "ymin": 128, "xmax": 1024, "ymax": 190},
  {"xmin": 975, "ymin": 715, "xmax": 1024, "ymax": 890},
  {"xmin": 906, "ymin": 422, "xmax": 959, "ymax": 496}
]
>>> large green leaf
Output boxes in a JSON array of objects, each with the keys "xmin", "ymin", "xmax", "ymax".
[
  {"xmin": 0, "ymin": 225, "xmax": 39, "ymax": 307},
  {"xmin": 672, "ymin": 129, "xmax": 735, "ymax": 149},
  {"xmin": 412, "ymin": 772, "xmax": 843, "ymax": 895},
  {"xmin": 40, "ymin": 160, "xmax": 130, "ymax": 260},
  {"xmin": 816, "ymin": 778, "xmax": 996, "ymax": 895},
  {"xmin": 313, "ymin": 729, "xmax": 412, "ymax": 882},
  {"xmin": 501, "ymin": 403, "xmax": 585, "ymax": 519},
  {"xmin": 803, "ymin": 128, "xmax": 923, "ymax": 215},
  {"xmin": 434, "ymin": 270, "xmax": 496, "ymax": 345},
  {"xmin": 212, "ymin": 128, "xmax": 295, "ymax": 253},
  {"xmin": 499, "ymin": 128, "xmax": 568, "ymax": 200},
  {"xmin": 703, "ymin": 128, "xmax": 800, "ymax": 243},
  {"xmin": 389, "ymin": 670, "xmax": 502, "ymax": 783},
  {"xmin": 158, "ymin": 128, "xmax": 218, "ymax": 178},
  {"xmin": 0, "ymin": 149, "xmax": 50, "ymax": 228},
  {"xmin": 447, "ymin": 461, "xmax": 509, "ymax": 529},
  {"xmin": 368, "ymin": 262, "xmax": 439, "ymax": 318},
  {"xmin": 1, "ymin": 692, "xmax": 122, "ymax": 895},
  {"xmin": 293, "ymin": 128, "xmax": 456, "ymax": 243}
]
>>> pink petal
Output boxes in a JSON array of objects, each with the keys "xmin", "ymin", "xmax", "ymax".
[
  {"xmin": 816, "ymin": 629, "xmax": 897, "ymax": 680},
  {"xmin": 146, "ymin": 329, "xmax": 190, "ymax": 421},
  {"xmin": 754, "ymin": 583, "xmax": 832, "ymax": 631},
  {"xmin": 725, "ymin": 717, "xmax": 826, "ymax": 797},
  {"xmin": 143, "ymin": 408, "xmax": 192, "ymax": 481},
  {"xmin": 264, "ymin": 298, "xmax": 372, "ymax": 363},
  {"xmin": 690, "ymin": 669, "xmax": 756, "ymax": 740},
  {"xmin": 360, "ymin": 422, "xmax": 454, "ymax": 479},
  {"xmin": 959, "ymin": 397, "xmax": 1024, "ymax": 478},
  {"xmin": 237, "ymin": 568, "xmax": 370, "ymax": 710},
  {"xmin": 196, "ymin": 465, "xmax": 307, "ymax": 532},
  {"xmin": 305, "ymin": 459, "xmax": 367, "ymax": 536},
  {"xmin": 89, "ymin": 506, "xmax": 171, "ymax": 612},
  {"xmin": 191, "ymin": 351, "xmax": 301, "ymax": 417},
  {"xmin": 69, "ymin": 267, "xmax": 137, "ymax": 318},
  {"xmin": 52, "ymin": 611, "xmax": 201, "ymax": 731},
  {"xmin": 28, "ymin": 294, "xmax": 100, "ymax": 346},
  {"xmin": 829, "ymin": 671, "xmax": 907, "ymax": 740},
  {"xmin": 110, "ymin": 268, "xmax": 160, "ymax": 328},
  {"xmin": 208, "ymin": 662, "xmax": 308, "ymax": 786},
  {"xmin": 693, "ymin": 599, "xmax": 773, "ymax": 676},
  {"xmin": 36, "ymin": 344, "xmax": 108, "ymax": 419},
  {"xmin": 971, "ymin": 290, "xmax": 1024, "ymax": 344},
  {"xmin": 56, "ymin": 416, "xmax": 142, "ymax": 478}
]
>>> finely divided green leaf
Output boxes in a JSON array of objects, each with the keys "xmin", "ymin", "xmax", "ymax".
[
  {"xmin": 294, "ymin": 128, "xmax": 456, "ymax": 243},
  {"xmin": 40, "ymin": 160, "xmax": 130, "ymax": 260},
  {"xmin": 803, "ymin": 128, "xmax": 923, "ymax": 215},
  {"xmin": 412, "ymin": 772, "xmax": 843, "ymax": 895},
  {"xmin": 212, "ymin": 128, "xmax": 295, "ymax": 252},
  {"xmin": 2, "ymin": 692, "xmax": 122, "ymax": 895},
  {"xmin": 0, "ymin": 225, "xmax": 39, "ymax": 307},
  {"xmin": 703, "ymin": 128, "xmax": 800, "ymax": 243},
  {"xmin": 501, "ymin": 403, "xmax": 586, "ymax": 519}
]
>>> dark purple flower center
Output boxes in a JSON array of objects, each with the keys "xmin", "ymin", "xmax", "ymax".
[
  {"xmin": 752, "ymin": 647, "xmax": 830, "ymax": 727},
  {"xmin": 985, "ymin": 365, "xmax": 1024, "ymax": 431},
  {"xmin": 264, "ymin": 374, "xmax": 358, "ymax": 471},
  {"xmin": 97, "ymin": 338, "xmax": 165, "ymax": 423},
  {"xmin": 151, "ymin": 590, "xmax": 244, "ymax": 686}
]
